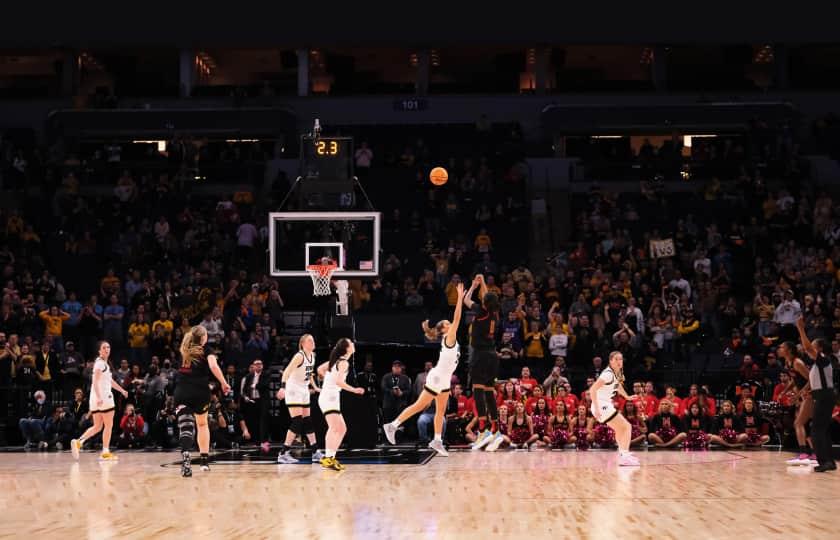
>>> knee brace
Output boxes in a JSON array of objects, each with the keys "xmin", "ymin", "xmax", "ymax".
[
  {"xmin": 474, "ymin": 391, "xmax": 488, "ymax": 418},
  {"xmin": 302, "ymin": 415, "xmax": 315, "ymax": 435},
  {"xmin": 177, "ymin": 409, "xmax": 196, "ymax": 452},
  {"xmin": 484, "ymin": 390, "xmax": 498, "ymax": 421},
  {"xmin": 289, "ymin": 415, "xmax": 304, "ymax": 435}
]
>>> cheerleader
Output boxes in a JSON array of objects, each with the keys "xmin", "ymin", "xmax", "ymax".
[
  {"xmin": 317, "ymin": 338, "xmax": 365, "ymax": 470},
  {"xmin": 484, "ymin": 405, "xmax": 511, "ymax": 451},
  {"xmin": 70, "ymin": 341, "xmax": 129, "ymax": 461},
  {"xmin": 384, "ymin": 283, "xmax": 465, "ymax": 456},
  {"xmin": 647, "ymin": 399, "xmax": 686, "ymax": 448},
  {"xmin": 588, "ymin": 351, "xmax": 641, "ymax": 465},
  {"xmin": 684, "ymin": 401, "xmax": 712, "ymax": 450},
  {"xmin": 739, "ymin": 397, "xmax": 770, "ymax": 447},
  {"xmin": 502, "ymin": 402, "xmax": 539, "ymax": 450},
  {"xmin": 572, "ymin": 405, "xmax": 594, "ymax": 450},
  {"xmin": 548, "ymin": 400, "xmax": 575, "ymax": 449},
  {"xmin": 530, "ymin": 397, "xmax": 551, "ymax": 447},
  {"xmin": 778, "ymin": 341, "xmax": 815, "ymax": 465},
  {"xmin": 709, "ymin": 400, "xmax": 744, "ymax": 448},
  {"xmin": 622, "ymin": 400, "xmax": 648, "ymax": 448}
]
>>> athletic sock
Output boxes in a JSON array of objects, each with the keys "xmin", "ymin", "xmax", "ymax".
[
  {"xmin": 199, "ymin": 453, "xmax": 209, "ymax": 466},
  {"xmin": 433, "ymin": 434, "xmax": 442, "ymax": 442},
  {"xmin": 325, "ymin": 449, "xmax": 336, "ymax": 458},
  {"xmin": 392, "ymin": 419, "xmax": 402, "ymax": 428},
  {"xmin": 280, "ymin": 444, "xmax": 289, "ymax": 454},
  {"xmin": 619, "ymin": 450, "xmax": 629, "ymax": 457}
]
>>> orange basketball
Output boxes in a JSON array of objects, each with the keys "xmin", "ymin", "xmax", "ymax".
[{"xmin": 429, "ymin": 167, "xmax": 448, "ymax": 186}]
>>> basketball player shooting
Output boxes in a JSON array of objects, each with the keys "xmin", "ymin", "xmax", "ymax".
[{"xmin": 463, "ymin": 274, "xmax": 504, "ymax": 451}]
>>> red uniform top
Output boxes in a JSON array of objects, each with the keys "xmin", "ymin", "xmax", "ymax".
[
  {"xmin": 640, "ymin": 394, "xmax": 659, "ymax": 418},
  {"xmin": 456, "ymin": 396, "xmax": 475, "ymax": 417},
  {"xmin": 525, "ymin": 396, "xmax": 554, "ymax": 415},
  {"xmin": 772, "ymin": 384, "xmax": 793, "ymax": 407},
  {"xmin": 682, "ymin": 396, "xmax": 716, "ymax": 416},
  {"xmin": 556, "ymin": 394, "xmax": 579, "ymax": 413},
  {"xmin": 518, "ymin": 376, "xmax": 539, "ymax": 396}
]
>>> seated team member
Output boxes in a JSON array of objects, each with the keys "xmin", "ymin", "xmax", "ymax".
[
  {"xmin": 683, "ymin": 401, "xmax": 712, "ymax": 450},
  {"xmin": 709, "ymin": 400, "xmax": 744, "ymax": 448},
  {"xmin": 525, "ymin": 385, "xmax": 552, "ymax": 415},
  {"xmin": 481, "ymin": 405, "xmax": 511, "ymax": 450},
  {"xmin": 547, "ymin": 400, "xmax": 575, "ymax": 449},
  {"xmin": 739, "ymin": 397, "xmax": 770, "ymax": 447},
  {"xmin": 572, "ymin": 404, "xmax": 594, "ymax": 451},
  {"xmin": 622, "ymin": 400, "xmax": 648, "ymax": 448},
  {"xmin": 648, "ymin": 399, "xmax": 686, "ymax": 448},
  {"xmin": 647, "ymin": 399, "xmax": 687, "ymax": 448},
  {"xmin": 529, "ymin": 397, "xmax": 551, "ymax": 447}
]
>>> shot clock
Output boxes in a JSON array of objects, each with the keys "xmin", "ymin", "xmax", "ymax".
[{"xmin": 301, "ymin": 135, "xmax": 353, "ymax": 182}]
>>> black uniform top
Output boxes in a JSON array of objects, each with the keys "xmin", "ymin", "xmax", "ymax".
[
  {"xmin": 175, "ymin": 355, "xmax": 210, "ymax": 393},
  {"xmin": 715, "ymin": 412, "xmax": 743, "ymax": 432},
  {"xmin": 648, "ymin": 412, "xmax": 683, "ymax": 433},
  {"xmin": 470, "ymin": 306, "xmax": 498, "ymax": 350},
  {"xmin": 685, "ymin": 413, "xmax": 711, "ymax": 432}
]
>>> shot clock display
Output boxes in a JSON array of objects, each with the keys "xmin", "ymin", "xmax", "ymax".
[{"xmin": 301, "ymin": 135, "xmax": 352, "ymax": 182}]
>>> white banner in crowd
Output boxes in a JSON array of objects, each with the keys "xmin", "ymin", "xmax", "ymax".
[{"xmin": 650, "ymin": 238, "xmax": 675, "ymax": 259}]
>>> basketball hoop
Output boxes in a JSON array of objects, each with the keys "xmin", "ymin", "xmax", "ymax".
[{"xmin": 306, "ymin": 261, "xmax": 338, "ymax": 296}]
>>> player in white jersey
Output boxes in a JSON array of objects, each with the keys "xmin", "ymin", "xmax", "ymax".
[
  {"xmin": 317, "ymin": 338, "xmax": 365, "ymax": 470},
  {"xmin": 383, "ymin": 282, "xmax": 465, "ymax": 456},
  {"xmin": 70, "ymin": 341, "xmax": 128, "ymax": 461},
  {"xmin": 589, "ymin": 351, "xmax": 640, "ymax": 466},
  {"xmin": 276, "ymin": 334, "xmax": 323, "ymax": 464}
]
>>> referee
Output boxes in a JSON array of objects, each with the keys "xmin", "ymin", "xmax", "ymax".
[{"xmin": 796, "ymin": 317, "xmax": 836, "ymax": 472}]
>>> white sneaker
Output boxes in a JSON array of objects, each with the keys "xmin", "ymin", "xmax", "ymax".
[
  {"xmin": 277, "ymin": 452, "xmax": 299, "ymax": 464},
  {"xmin": 384, "ymin": 423, "xmax": 398, "ymax": 445},
  {"xmin": 311, "ymin": 449, "xmax": 325, "ymax": 462},
  {"xmin": 618, "ymin": 453, "xmax": 640, "ymax": 467},
  {"xmin": 471, "ymin": 430, "xmax": 494, "ymax": 451},
  {"xmin": 786, "ymin": 453, "xmax": 810, "ymax": 466},
  {"xmin": 428, "ymin": 440, "xmax": 449, "ymax": 457},
  {"xmin": 485, "ymin": 433, "xmax": 505, "ymax": 452}
]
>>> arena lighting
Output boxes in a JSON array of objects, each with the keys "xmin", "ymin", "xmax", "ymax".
[
  {"xmin": 131, "ymin": 140, "xmax": 166, "ymax": 152},
  {"xmin": 590, "ymin": 135, "xmax": 624, "ymax": 139},
  {"xmin": 683, "ymin": 134, "xmax": 717, "ymax": 148},
  {"xmin": 224, "ymin": 139, "xmax": 260, "ymax": 143}
]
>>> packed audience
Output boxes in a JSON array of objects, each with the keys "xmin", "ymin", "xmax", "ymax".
[{"xmin": 2, "ymin": 115, "xmax": 840, "ymax": 452}]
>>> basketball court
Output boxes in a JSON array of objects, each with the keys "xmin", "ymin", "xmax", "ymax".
[{"xmin": 2, "ymin": 448, "xmax": 838, "ymax": 539}]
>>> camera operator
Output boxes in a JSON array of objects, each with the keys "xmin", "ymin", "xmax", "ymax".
[
  {"xmin": 380, "ymin": 360, "xmax": 410, "ymax": 423},
  {"xmin": 117, "ymin": 403, "xmax": 146, "ymax": 449},
  {"xmin": 774, "ymin": 289, "xmax": 801, "ymax": 342},
  {"xmin": 150, "ymin": 396, "xmax": 178, "ymax": 449}
]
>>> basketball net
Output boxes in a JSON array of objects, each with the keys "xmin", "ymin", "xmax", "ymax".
[{"xmin": 306, "ymin": 261, "xmax": 338, "ymax": 296}]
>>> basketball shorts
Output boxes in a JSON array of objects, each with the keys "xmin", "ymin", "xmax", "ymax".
[
  {"xmin": 424, "ymin": 366, "xmax": 454, "ymax": 396},
  {"xmin": 285, "ymin": 382, "xmax": 311, "ymax": 408},
  {"xmin": 591, "ymin": 402, "xmax": 618, "ymax": 424},
  {"xmin": 89, "ymin": 393, "xmax": 115, "ymax": 414},
  {"xmin": 318, "ymin": 389, "xmax": 341, "ymax": 416},
  {"xmin": 469, "ymin": 349, "xmax": 499, "ymax": 387}
]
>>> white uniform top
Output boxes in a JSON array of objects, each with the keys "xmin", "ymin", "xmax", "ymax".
[
  {"xmin": 322, "ymin": 361, "xmax": 345, "ymax": 394},
  {"xmin": 89, "ymin": 358, "xmax": 114, "ymax": 409},
  {"xmin": 288, "ymin": 351, "xmax": 315, "ymax": 386},
  {"xmin": 437, "ymin": 338, "xmax": 460, "ymax": 374},
  {"xmin": 595, "ymin": 366, "xmax": 620, "ymax": 406}
]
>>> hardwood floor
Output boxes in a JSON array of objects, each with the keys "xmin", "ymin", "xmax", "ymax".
[{"xmin": 1, "ymin": 449, "xmax": 838, "ymax": 539}]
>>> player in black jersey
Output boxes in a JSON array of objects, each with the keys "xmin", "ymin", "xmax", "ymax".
[
  {"xmin": 779, "ymin": 341, "xmax": 815, "ymax": 465},
  {"xmin": 175, "ymin": 325, "xmax": 231, "ymax": 477},
  {"xmin": 463, "ymin": 275, "xmax": 503, "ymax": 450}
]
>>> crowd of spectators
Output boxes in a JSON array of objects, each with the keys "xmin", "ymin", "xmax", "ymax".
[{"xmin": 2, "ymin": 113, "xmax": 840, "ymax": 451}]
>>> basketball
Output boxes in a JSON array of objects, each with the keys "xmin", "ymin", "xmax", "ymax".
[{"xmin": 429, "ymin": 167, "xmax": 448, "ymax": 186}]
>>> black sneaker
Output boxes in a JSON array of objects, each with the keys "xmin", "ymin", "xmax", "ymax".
[{"xmin": 814, "ymin": 463, "xmax": 837, "ymax": 473}]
